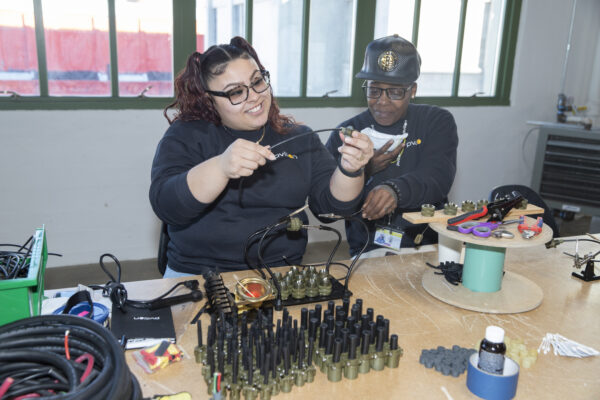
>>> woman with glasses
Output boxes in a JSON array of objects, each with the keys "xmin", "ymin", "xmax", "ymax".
[
  {"xmin": 326, "ymin": 35, "xmax": 458, "ymax": 258},
  {"xmin": 150, "ymin": 36, "xmax": 373, "ymax": 277}
]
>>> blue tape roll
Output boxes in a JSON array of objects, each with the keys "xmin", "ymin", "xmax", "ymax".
[
  {"xmin": 466, "ymin": 353, "xmax": 519, "ymax": 400},
  {"xmin": 53, "ymin": 302, "xmax": 110, "ymax": 325}
]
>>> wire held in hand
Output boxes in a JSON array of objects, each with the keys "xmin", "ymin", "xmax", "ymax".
[{"xmin": 237, "ymin": 127, "xmax": 353, "ymax": 207}]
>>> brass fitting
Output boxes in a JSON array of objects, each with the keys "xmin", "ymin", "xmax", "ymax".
[
  {"xmin": 421, "ymin": 204, "xmax": 435, "ymax": 216},
  {"xmin": 461, "ymin": 200, "xmax": 475, "ymax": 212},
  {"xmin": 443, "ymin": 202, "xmax": 458, "ymax": 215},
  {"xmin": 517, "ymin": 198, "xmax": 528, "ymax": 209}
]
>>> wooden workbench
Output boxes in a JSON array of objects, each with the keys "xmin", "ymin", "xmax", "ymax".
[{"xmin": 118, "ymin": 236, "xmax": 600, "ymax": 400}]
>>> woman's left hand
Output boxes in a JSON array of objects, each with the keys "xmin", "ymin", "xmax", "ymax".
[{"xmin": 337, "ymin": 130, "xmax": 374, "ymax": 174}]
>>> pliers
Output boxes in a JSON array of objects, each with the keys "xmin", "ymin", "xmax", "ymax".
[
  {"xmin": 447, "ymin": 191, "xmax": 524, "ymax": 229},
  {"xmin": 518, "ymin": 216, "xmax": 543, "ymax": 239}
]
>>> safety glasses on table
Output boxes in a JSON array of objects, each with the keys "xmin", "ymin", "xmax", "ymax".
[
  {"xmin": 207, "ymin": 70, "xmax": 271, "ymax": 105},
  {"xmin": 362, "ymin": 82, "xmax": 413, "ymax": 100}
]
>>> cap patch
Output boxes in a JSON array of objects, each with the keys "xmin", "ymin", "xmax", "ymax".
[{"xmin": 377, "ymin": 51, "xmax": 399, "ymax": 72}]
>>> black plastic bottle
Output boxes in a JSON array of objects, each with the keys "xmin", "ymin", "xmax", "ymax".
[{"xmin": 477, "ymin": 326, "xmax": 506, "ymax": 375}]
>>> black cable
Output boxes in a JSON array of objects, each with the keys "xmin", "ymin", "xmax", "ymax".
[
  {"xmin": 557, "ymin": 238, "xmax": 600, "ymax": 246},
  {"xmin": 281, "ymin": 257, "xmax": 351, "ymax": 272},
  {"xmin": 0, "ymin": 235, "xmax": 33, "ymax": 280},
  {"xmin": 256, "ymin": 222, "xmax": 287, "ymax": 310},
  {"xmin": 343, "ymin": 216, "xmax": 370, "ymax": 292},
  {"xmin": 243, "ymin": 227, "xmax": 271, "ymax": 279},
  {"xmin": 272, "ymin": 210, "xmax": 369, "ymax": 293},
  {"xmin": 328, "ymin": 261, "xmax": 351, "ymax": 272},
  {"xmin": 0, "ymin": 314, "xmax": 142, "ymax": 400},
  {"xmin": 317, "ymin": 225, "xmax": 342, "ymax": 275},
  {"xmin": 238, "ymin": 126, "xmax": 347, "ymax": 207},
  {"xmin": 268, "ymin": 128, "xmax": 341, "ymax": 151},
  {"xmin": 88, "ymin": 253, "xmax": 202, "ymax": 310},
  {"xmin": 1, "ymin": 235, "xmax": 61, "ymax": 281},
  {"xmin": 426, "ymin": 261, "xmax": 463, "ymax": 285},
  {"xmin": 280, "ymin": 257, "xmax": 349, "ymax": 285},
  {"xmin": 16, "ymin": 235, "xmax": 33, "ymax": 254}
]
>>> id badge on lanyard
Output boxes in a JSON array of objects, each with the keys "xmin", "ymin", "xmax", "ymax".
[{"xmin": 374, "ymin": 213, "xmax": 403, "ymax": 251}]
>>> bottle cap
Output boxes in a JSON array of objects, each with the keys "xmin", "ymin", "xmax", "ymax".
[{"xmin": 485, "ymin": 326, "xmax": 505, "ymax": 343}]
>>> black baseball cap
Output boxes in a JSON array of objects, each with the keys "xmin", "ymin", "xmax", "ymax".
[{"xmin": 356, "ymin": 34, "xmax": 421, "ymax": 84}]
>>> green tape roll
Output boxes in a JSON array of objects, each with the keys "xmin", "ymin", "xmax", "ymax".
[{"xmin": 462, "ymin": 243, "xmax": 506, "ymax": 292}]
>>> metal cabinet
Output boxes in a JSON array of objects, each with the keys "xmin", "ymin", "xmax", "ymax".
[{"xmin": 531, "ymin": 123, "xmax": 600, "ymax": 216}]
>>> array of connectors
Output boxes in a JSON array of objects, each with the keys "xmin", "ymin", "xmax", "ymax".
[
  {"xmin": 194, "ymin": 296, "xmax": 403, "ymax": 399},
  {"xmin": 420, "ymin": 198, "xmax": 530, "ymax": 217},
  {"xmin": 272, "ymin": 265, "xmax": 333, "ymax": 300}
]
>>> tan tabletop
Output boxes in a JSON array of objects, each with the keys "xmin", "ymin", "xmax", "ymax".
[{"xmin": 118, "ymin": 236, "xmax": 600, "ymax": 400}]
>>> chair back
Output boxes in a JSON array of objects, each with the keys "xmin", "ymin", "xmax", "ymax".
[
  {"xmin": 157, "ymin": 222, "xmax": 169, "ymax": 275},
  {"xmin": 489, "ymin": 184, "xmax": 560, "ymax": 238}
]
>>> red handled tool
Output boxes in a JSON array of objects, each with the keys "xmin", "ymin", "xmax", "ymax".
[
  {"xmin": 447, "ymin": 191, "xmax": 524, "ymax": 229},
  {"xmin": 518, "ymin": 216, "xmax": 543, "ymax": 239},
  {"xmin": 447, "ymin": 206, "xmax": 489, "ymax": 227}
]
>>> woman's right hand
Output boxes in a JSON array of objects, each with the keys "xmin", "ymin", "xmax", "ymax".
[{"xmin": 219, "ymin": 139, "xmax": 276, "ymax": 179}]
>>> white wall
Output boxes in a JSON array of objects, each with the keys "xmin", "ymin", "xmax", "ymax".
[{"xmin": 1, "ymin": 0, "xmax": 599, "ymax": 268}]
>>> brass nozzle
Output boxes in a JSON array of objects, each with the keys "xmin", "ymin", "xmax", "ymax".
[{"xmin": 339, "ymin": 126, "xmax": 354, "ymax": 137}]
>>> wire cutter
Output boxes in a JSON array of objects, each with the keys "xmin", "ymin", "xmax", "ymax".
[
  {"xmin": 518, "ymin": 216, "xmax": 543, "ymax": 239},
  {"xmin": 447, "ymin": 191, "xmax": 524, "ymax": 227}
]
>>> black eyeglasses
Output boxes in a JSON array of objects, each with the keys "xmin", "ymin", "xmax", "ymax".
[
  {"xmin": 362, "ymin": 82, "xmax": 413, "ymax": 100},
  {"xmin": 207, "ymin": 70, "xmax": 271, "ymax": 105}
]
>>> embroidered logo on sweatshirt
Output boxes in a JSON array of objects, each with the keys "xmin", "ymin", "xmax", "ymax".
[
  {"xmin": 274, "ymin": 151, "xmax": 298, "ymax": 160},
  {"xmin": 406, "ymin": 139, "xmax": 422, "ymax": 148}
]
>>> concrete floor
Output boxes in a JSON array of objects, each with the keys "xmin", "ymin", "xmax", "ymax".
[{"xmin": 44, "ymin": 215, "xmax": 593, "ymax": 290}]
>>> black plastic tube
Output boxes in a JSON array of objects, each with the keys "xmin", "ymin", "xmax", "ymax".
[{"xmin": 0, "ymin": 315, "xmax": 141, "ymax": 400}]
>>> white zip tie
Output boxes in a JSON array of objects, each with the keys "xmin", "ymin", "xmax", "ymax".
[{"xmin": 538, "ymin": 333, "xmax": 599, "ymax": 358}]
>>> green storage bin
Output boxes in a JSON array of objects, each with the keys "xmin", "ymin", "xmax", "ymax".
[{"xmin": 0, "ymin": 227, "xmax": 48, "ymax": 326}]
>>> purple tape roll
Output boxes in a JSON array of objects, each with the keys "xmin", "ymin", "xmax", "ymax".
[{"xmin": 466, "ymin": 353, "xmax": 519, "ymax": 400}]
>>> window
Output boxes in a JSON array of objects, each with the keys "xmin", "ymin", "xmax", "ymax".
[
  {"xmin": 42, "ymin": 0, "xmax": 111, "ymax": 96},
  {"xmin": 306, "ymin": 0, "xmax": 356, "ymax": 97},
  {"xmin": 115, "ymin": 0, "xmax": 173, "ymax": 97},
  {"xmin": 0, "ymin": 0, "xmax": 39, "ymax": 96},
  {"xmin": 0, "ymin": 0, "xmax": 521, "ymax": 109},
  {"xmin": 252, "ymin": 0, "xmax": 303, "ymax": 96},
  {"xmin": 410, "ymin": 0, "xmax": 463, "ymax": 96},
  {"xmin": 197, "ymin": 0, "xmax": 245, "ymax": 51},
  {"xmin": 374, "ymin": 0, "xmax": 516, "ymax": 103},
  {"xmin": 459, "ymin": 0, "xmax": 505, "ymax": 97}
]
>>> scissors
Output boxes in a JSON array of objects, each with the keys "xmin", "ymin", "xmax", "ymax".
[
  {"xmin": 448, "ymin": 219, "xmax": 520, "ymax": 238},
  {"xmin": 456, "ymin": 221, "xmax": 499, "ymax": 237}
]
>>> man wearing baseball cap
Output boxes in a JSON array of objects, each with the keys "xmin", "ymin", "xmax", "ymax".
[{"xmin": 326, "ymin": 34, "xmax": 458, "ymax": 257}]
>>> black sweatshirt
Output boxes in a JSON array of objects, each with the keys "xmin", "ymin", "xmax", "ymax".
[
  {"xmin": 326, "ymin": 104, "xmax": 458, "ymax": 255},
  {"xmin": 150, "ymin": 120, "xmax": 361, "ymax": 274}
]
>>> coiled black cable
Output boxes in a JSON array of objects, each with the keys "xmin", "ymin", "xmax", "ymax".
[
  {"xmin": 0, "ymin": 314, "xmax": 142, "ymax": 399},
  {"xmin": 1, "ymin": 236, "xmax": 62, "ymax": 280},
  {"xmin": 88, "ymin": 253, "xmax": 201, "ymax": 310}
]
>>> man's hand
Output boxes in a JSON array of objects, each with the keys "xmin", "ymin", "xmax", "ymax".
[
  {"xmin": 362, "ymin": 185, "xmax": 397, "ymax": 220},
  {"xmin": 366, "ymin": 140, "xmax": 404, "ymax": 176}
]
